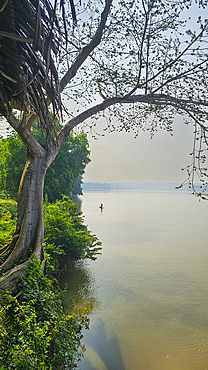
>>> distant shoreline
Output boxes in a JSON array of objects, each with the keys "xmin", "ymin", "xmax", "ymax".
[{"xmin": 82, "ymin": 182, "xmax": 192, "ymax": 192}]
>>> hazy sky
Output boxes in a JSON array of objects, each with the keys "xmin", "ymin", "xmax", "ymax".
[{"xmin": 83, "ymin": 115, "xmax": 194, "ymax": 184}]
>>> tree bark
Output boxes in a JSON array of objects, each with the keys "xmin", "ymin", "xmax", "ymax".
[{"xmin": 0, "ymin": 147, "xmax": 53, "ymax": 293}]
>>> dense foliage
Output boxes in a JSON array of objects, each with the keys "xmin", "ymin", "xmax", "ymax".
[
  {"xmin": 0, "ymin": 196, "xmax": 101, "ymax": 272},
  {"xmin": 43, "ymin": 196, "xmax": 102, "ymax": 275},
  {"xmin": 0, "ymin": 128, "xmax": 90, "ymax": 202},
  {"xmin": 0, "ymin": 199, "xmax": 17, "ymax": 252},
  {"xmin": 0, "ymin": 135, "xmax": 25, "ymax": 201},
  {"xmin": 0, "ymin": 258, "xmax": 89, "ymax": 370},
  {"xmin": 72, "ymin": 175, "xmax": 83, "ymax": 196},
  {"xmin": 0, "ymin": 194, "xmax": 100, "ymax": 369}
]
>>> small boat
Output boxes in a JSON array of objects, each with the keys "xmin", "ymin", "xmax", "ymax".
[{"xmin": 99, "ymin": 203, "xmax": 104, "ymax": 209}]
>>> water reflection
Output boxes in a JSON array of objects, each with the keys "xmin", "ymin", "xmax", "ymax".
[
  {"xmin": 61, "ymin": 263, "xmax": 127, "ymax": 369},
  {"xmin": 60, "ymin": 262, "xmax": 99, "ymax": 312},
  {"xmin": 80, "ymin": 317, "xmax": 126, "ymax": 370}
]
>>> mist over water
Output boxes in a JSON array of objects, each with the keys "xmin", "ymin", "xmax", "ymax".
[{"xmin": 63, "ymin": 190, "xmax": 208, "ymax": 370}]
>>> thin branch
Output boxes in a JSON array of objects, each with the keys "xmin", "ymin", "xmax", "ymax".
[
  {"xmin": 59, "ymin": 0, "xmax": 112, "ymax": 92},
  {"xmin": 152, "ymin": 58, "xmax": 208, "ymax": 94},
  {"xmin": 96, "ymin": 80, "xmax": 107, "ymax": 99},
  {"xmin": 140, "ymin": 26, "xmax": 207, "ymax": 88},
  {"xmin": 123, "ymin": 24, "xmax": 207, "ymax": 97},
  {"xmin": 0, "ymin": 0, "xmax": 9, "ymax": 12},
  {"xmin": 175, "ymin": 100, "xmax": 208, "ymax": 133},
  {"xmin": 145, "ymin": 14, "xmax": 151, "ymax": 94},
  {"xmin": 125, "ymin": 3, "xmax": 151, "ymax": 97}
]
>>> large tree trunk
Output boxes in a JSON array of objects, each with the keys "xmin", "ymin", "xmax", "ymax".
[{"xmin": 0, "ymin": 148, "xmax": 51, "ymax": 293}]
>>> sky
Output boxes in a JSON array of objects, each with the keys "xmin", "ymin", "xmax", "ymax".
[{"xmin": 83, "ymin": 115, "xmax": 194, "ymax": 184}]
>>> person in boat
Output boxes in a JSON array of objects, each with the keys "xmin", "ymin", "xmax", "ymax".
[{"xmin": 99, "ymin": 203, "xmax": 104, "ymax": 209}]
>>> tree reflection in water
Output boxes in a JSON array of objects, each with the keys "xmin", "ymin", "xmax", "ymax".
[
  {"xmin": 61, "ymin": 263, "xmax": 126, "ymax": 370},
  {"xmin": 60, "ymin": 262, "xmax": 99, "ymax": 312},
  {"xmin": 79, "ymin": 316, "xmax": 126, "ymax": 370}
]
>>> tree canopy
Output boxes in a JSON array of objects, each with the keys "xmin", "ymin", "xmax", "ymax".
[
  {"xmin": 0, "ymin": 127, "xmax": 90, "ymax": 202},
  {"xmin": 60, "ymin": 0, "xmax": 208, "ymax": 193}
]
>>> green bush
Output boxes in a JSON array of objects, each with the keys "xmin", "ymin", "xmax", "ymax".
[
  {"xmin": 0, "ymin": 198, "xmax": 17, "ymax": 261},
  {"xmin": 0, "ymin": 258, "xmax": 89, "ymax": 370},
  {"xmin": 0, "ymin": 195, "xmax": 101, "ymax": 273},
  {"xmin": 44, "ymin": 196, "xmax": 102, "ymax": 275}
]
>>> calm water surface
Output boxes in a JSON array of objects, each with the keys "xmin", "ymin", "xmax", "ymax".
[{"xmin": 63, "ymin": 190, "xmax": 208, "ymax": 370}]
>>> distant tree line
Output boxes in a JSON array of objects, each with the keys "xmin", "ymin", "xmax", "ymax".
[{"xmin": 82, "ymin": 182, "xmax": 191, "ymax": 191}]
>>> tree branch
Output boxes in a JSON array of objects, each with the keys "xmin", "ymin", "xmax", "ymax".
[
  {"xmin": 59, "ymin": 0, "xmax": 112, "ymax": 92},
  {"xmin": 123, "ymin": 24, "xmax": 207, "ymax": 98},
  {"xmin": 138, "ymin": 25, "xmax": 207, "ymax": 90},
  {"xmin": 55, "ymin": 93, "xmax": 208, "ymax": 151},
  {"xmin": 25, "ymin": 0, "xmax": 112, "ymax": 130},
  {"xmin": 7, "ymin": 113, "xmax": 46, "ymax": 156},
  {"xmin": 151, "ymin": 59, "xmax": 208, "ymax": 94}
]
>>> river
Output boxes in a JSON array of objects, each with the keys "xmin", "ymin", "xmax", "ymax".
[{"xmin": 63, "ymin": 190, "xmax": 208, "ymax": 370}]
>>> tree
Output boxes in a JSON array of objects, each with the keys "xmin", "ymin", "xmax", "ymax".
[
  {"xmin": 44, "ymin": 132, "xmax": 90, "ymax": 202},
  {"xmin": 72, "ymin": 175, "xmax": 83, "ymax": 196},
  {"xmin": 43, "ymin": 196, "xmax": 102, "ymax": 274},
  {"xmin": 0, "ymin": 128, "xmax": 90, "ymax": 202},
  {"xmin": 0, "ymin": 0, "xmax": 208, "ymax": 292}
]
